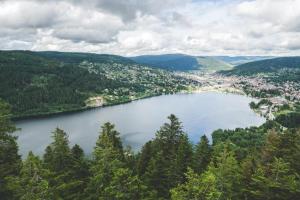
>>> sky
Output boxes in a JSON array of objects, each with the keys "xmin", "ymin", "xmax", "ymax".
[{"xmin": 0, "ymin": 0, "xmax": 300, "ymax": 56}]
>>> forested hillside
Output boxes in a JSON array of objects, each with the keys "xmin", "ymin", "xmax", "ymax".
[
  {"xmin": 130, "ymin": 54, "xmax": 275, "ymax": 72},
  {"xmin": 196, "ymin": 56, "xmax": 232, "ymax": 72},
  {"xmin": 0, "ymin": 51, "xmax": 197, "ymax": 118},
  {"xmin": 223, "ymin": 57, "xmax": 300, "ymax": 75},
  {"xmin": 130, "ymin": 54, "xmax": 233, "ymax": 71},
  {"xmin": 1, "ymin": 99, "xmax": 300, "ymax": 200},
  {"xmin": 130, "ymin": 54, "xmax": 200, "ymax": 71},
  {"xmin": 214, "ymin": 56, "xmax": 273, "ymax": 66}
]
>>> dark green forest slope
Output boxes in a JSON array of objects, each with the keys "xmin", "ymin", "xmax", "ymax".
[
  {"xmin": 223, "ymin": 57, "xmax": 300, "ymax": 75},
  {"xmin": 130, "ymin": 54, "xmax": 200, "ymax": 71},
  {"xmin": 0, "ymin": 51, "xmax": 197, "ymax": 118},
  {"xmin": 1, "ymin": 99, "xmax": 300, "ymax": 200}
]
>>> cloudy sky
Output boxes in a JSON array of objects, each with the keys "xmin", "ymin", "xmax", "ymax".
[{"xmin": 1, "ymin": 0, "xmax": 300, "ymax": 56}]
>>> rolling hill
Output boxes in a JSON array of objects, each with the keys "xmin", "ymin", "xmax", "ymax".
[
  {"xmin": 214, "ymin": 56, "xmax": 273, "ymax": 66},
  {"xmin": 223, "ymin": 57, "xmax": 300, "ymax": 75},
  {"xmin": 0, "ymin": 51, "xmax": 195, "ymax": 118},
  {"xmin": 196, "ymin": 56, "xmax": 232, "ymax": 72},
  {"xmin": 130, "ymin": 54, "xmax": 233, "ymax": 72},
  {"xmin": 130, "ymin": 54, "xmax": 199, "ymax": 71}
]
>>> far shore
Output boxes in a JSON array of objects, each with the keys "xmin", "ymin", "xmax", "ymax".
[{"xmin": 12, "ymin": 84, "xmax": 255, "ymax": 121}]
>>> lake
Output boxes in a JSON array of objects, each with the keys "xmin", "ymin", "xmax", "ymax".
[{"xmin": 15, "ymin": 92, "xmax": 265, "ymax": 156}]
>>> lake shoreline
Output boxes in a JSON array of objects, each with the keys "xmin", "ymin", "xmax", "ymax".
[
  {"xmin": 11, "ymin": 84, "xmax": 248, "ymax": 121},
  {"xmin": 12, "ymin": 93, "xmax": 165, "ymax": 121},
  {"xmin": 15, "ymin": 91, "xmax": 266, "ymax": 156}
]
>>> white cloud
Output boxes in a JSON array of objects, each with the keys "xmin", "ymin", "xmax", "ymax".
[{"xmin": 0, "ymin": 0, "xmax": 300, "ymax": 56}]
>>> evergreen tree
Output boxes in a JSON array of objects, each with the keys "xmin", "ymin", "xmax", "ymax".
[
  {"xmin": 171, "ymin": 168, "xmax": 221, "ymax": 200},
  {"xmin": 261, "ymin": 129, "xmax": 281, "ymax": 164},
  {"xmin": 6, "ymin": 151, "xmax": 52, "ymax": 200},
  {"xmin": 210, "ymin": 146, "xmax": 242, "ymax": 200},
  {"xmin": 94, "ymin": 122, "xmax": 124, "ymax": 160},
  {"xmin": 193, "ymin": 135, "xmax": 211, "ymax": 174},
  {"xmin": 43, "ymin": 128, "xmax": 84, "ymax": 199},
  {"xmin": 0, "ymin": 99, "xmax": 21, "ymax": 199},
  {"xmin": 86, "ymin": 122, "xmax": 149, "ymax": 200},
  {"xmin": 69, "ymin": 144, "xmax": 90, "ymax": 200},
  {"xmin": 123, "ymin": 145, "xmax": 137, "ymax": 173},
  {"xmin": 143, "ymin": 114, "xmax": 192, "ymax": 199},
  {"xmin": 249, "ymin": 158, "xmax": 300, "ymax": 200},
  {"xmin": 137, "ymin": 141, "xmax": 153, "ymax": 176},
  {"xmin": 104, "ymin": 168, "xmax": 150, "ymax": 200},
  {"xmin": 173, "ymin": 134, "xmax": 193, "ymax": 183},
  {"xmin": 144, "ymin": 151, "xmax": 169, "ymax": 198},
  {"xmin": 240, "ymin": 154, "xmax": 260, "ymax": 199},
  {"xmin": 44, "ymin": 128, "xmax": 72, "ymax": 172},
  {"xmin": 277, "ymin": 129, "xmax": 300, "ymax": 174}
]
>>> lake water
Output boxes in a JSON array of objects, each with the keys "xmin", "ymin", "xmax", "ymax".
[{"xmin": 15, "ymin": 92, "xmax": 265, "ymax": 156}]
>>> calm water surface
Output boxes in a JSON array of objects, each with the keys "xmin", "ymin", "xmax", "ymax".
[{"xmin": 15, "ymin": 92, "xmax": 265, "ymax": 156}]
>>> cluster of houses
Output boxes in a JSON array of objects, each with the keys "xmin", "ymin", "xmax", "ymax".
[{"xmin": 179, "ymin": 72, "xmax": 300, "ymax": 120}]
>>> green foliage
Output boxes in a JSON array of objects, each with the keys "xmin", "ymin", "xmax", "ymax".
[
  {"xmin": 0, "ymin": 99, "xmax": 21, "ymax": 200},
  {"xmin": 1, "ymin": 111, "xmax": 300, "ymax": 200},
  {"xmin": 131, "ymin": 54, "xmax": 233, "ymax": 71},
  {"xmin": 85, "ymin": 121, "xmax": 151, "ymax": 200},
  {"xmin": 0, "ymin": 51, "xmax": 196, "ymax": 118},
  {"xmin": 171, "ymin": 168, "xmax": 221, "ymax": 200},
  {"xmin": 137, "ymin": 141, "xmax": 153, "ymax": 176},
  {"xmin": 211, "ymin": 121, "xmax": 281, "ymax": 161},
  {"xmin": 193, "ymin": 135, "xmax": 211, "ymax": 174},
  {"xmin": 6, "ymin": 151, "xmax": 52, "ymax": 200},
  {"xmin": 249, "ymin": 99, "xmax": 272, "ymax": 109},
  {"xmin": 94, "ymin": 122, "xmax": 124, "ymax": 160},
  {"xmin": 142, "ymin": 114, "xmax": 193, "ymax": 199},
  {"xmin": 275, "ymin": 112, "xmax": 300, "ymax": 128},
  {"xmin": 248, "ymin": 158, "xmax": 300, "ymax": 200},
  {"xmin": 43, "ymin": 128, "xmax": 87, "ymax": 200},
  {"xmin": 210, "ymin": 147, "xmax": 243, "ymax": 200},
  {"xmin": 224, "ymin": 57, "xmax": 300, "ymax": 75}
]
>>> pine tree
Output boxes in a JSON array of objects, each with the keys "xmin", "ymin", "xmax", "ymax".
[
  {"xmin": 193, "ymin": 135, "xmax": 211, "ymax": 174},
  {"xmin": 249, "ymin": 158, "xmax": 300, "ymax": 200},
  {"xmin": 144, "ymin": 151, "xmax": 169, "ymax": 198},
  {"xmin": 261, "ymin": 129, "xmax": 281, "ymax": 164},
  {"xmin": 44, "ymin": 128, "xmax": 72, "ymax": 172},
  {"xmin": 104, "ymin": 168, "xmax": 149, "ymax": 200},
  {"xmin": 43, "ymin": 128, "xmax": 84, "ymax": 199},
  {"xmin": 6, "ymin": 151, "xmax": 52, "ymax": 200},
  {"xmin": 277, "ymin": 129, "xmax": 300, "ymax": 174},
  {"xmin": 210, "ymin": 146, "xmax": 242, "ymax": 200},
  {"xmin": 94, "ymin": 122, "xmax": 124, "ymax": 160},
  {"xmin": 69, "ymin": 144, "xmax": 90, "ymax": 200},
  {"xmin": 0, "ymin": 99, "xmax": 21, "ymax": 199},
  {"xmin": 137, "ymin": 141, "xmax": 153, "ymax": 176},
  {"xmin": 143, "ymin": 114, "xmax": 192, "ymax": 198},
  {"xmin": 86, "ymin": 122, "xmax": 149, "ymax": 200},
  {"xmin": 171, "ymin": 168, "xmax": 221, "ymax": 200},
  {"xmin": 173, "ymin": 134, "xmax": 193, "ymax": 183},
  {"xmin": 123, "ymin": 145, "xmax": 137, "ymax": 173}
]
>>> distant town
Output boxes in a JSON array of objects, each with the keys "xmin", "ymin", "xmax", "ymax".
[{"xmin": 179, "ymin": 71, "xmax": 300, "ymax": 120}]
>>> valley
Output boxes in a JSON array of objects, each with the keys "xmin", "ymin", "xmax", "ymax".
[
  {"xmin": 2, "ymin": 1, "xmax": 300, "ymax": 199},
  {"xmin": 1, "ymin": 51, "xmax": 300, "ymax": 200}
]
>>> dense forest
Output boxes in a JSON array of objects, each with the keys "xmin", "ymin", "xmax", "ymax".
[
  {"xmin": 222, "ymin": 57, "xmax": 300, "ymax": 76},
  {"xmin": 0, "ymin": 51, "xmax": 197, "ymax": 118},
  {"xmin": 1, "ymin": 99, "xmax": 300, "ymax": 200}
]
